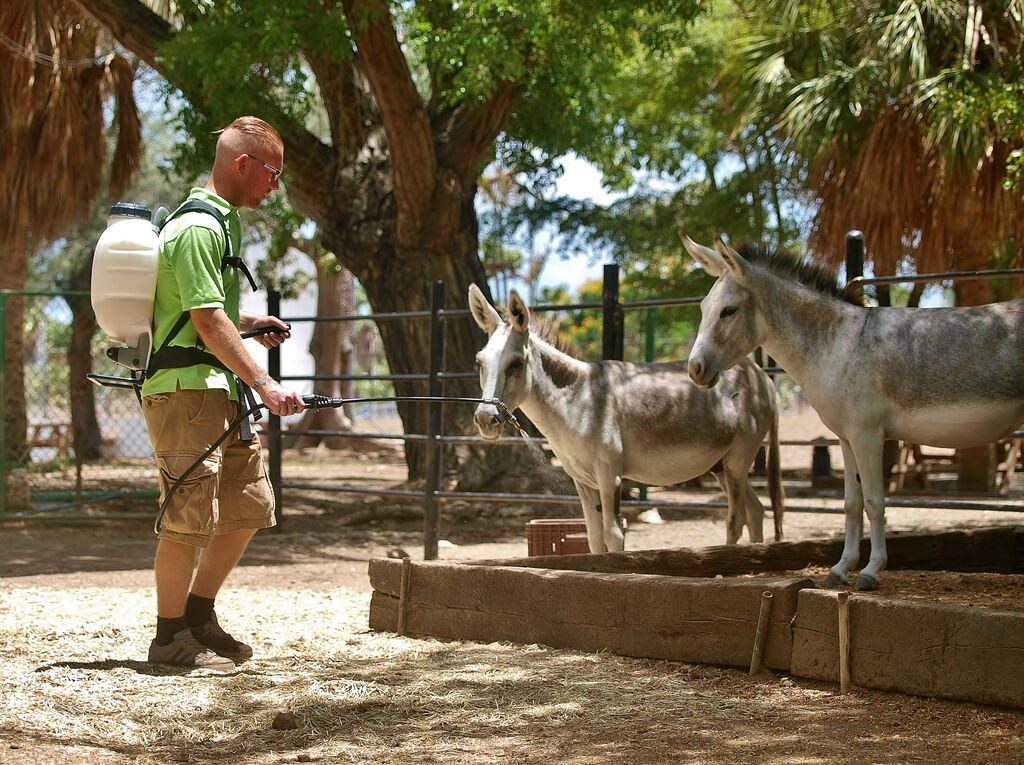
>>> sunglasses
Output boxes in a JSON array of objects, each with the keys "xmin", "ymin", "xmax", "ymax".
[{"xmin": 247, "ymin": 153, "xmax": 283, "ymax": 182}]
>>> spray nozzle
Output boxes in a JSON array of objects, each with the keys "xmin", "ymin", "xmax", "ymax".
[
  {"xmin": 488, "ymin": 398, "xmax": 525, "ymax": 435},
  {"xmin": 301, "ymin": 394, "xmax": 345, "ymax": 409}
]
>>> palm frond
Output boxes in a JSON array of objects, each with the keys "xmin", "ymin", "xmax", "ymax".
[{"xmin": 0, "ymin": 0, "xmax": 141, "ymax": 262}]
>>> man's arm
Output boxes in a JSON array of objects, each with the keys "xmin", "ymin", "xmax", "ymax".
[{"xmin": 191, "ymin": 307, "xmax": 304, "ymax": 416}]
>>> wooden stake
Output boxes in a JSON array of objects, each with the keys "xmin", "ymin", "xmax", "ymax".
[
  {"xmin": 397, "ymin": 557, "xmax": 413, "ymax": 636},
  {"xmin": 749, "ymin": 590, "xmax": 774, "ymax": 675},
  {"xmin": 837, "ymin": 590, "xmax": 851, "ymax": 694}
]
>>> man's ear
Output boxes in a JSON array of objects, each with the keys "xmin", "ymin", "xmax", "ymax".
[
  {"xmin": 678, "ymin": 231, "xmax": 726, "ymax": 276},
  {"xmin": 507, "ymin": 289, "xmax": 530, "ymax": 335},
  {"xmin": 468, "ymin": 283, "xmax": 502, "ymax": 335},
  {"xmin": 714, "ymin": 235, "xmax": 750, "ymax": 283}
]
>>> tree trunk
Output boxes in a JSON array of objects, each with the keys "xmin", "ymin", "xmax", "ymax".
[
  {"xmin": 284, "ymin": 257, "xmax": 357, "ymax": 449},
  {"xmin": 354, "ymin": 238, "xmax": 488, "ymax": 480},
  {"xmin": 66, "ymin": 256, "xmax": 103, "ymax": 460},
  {"xmin": 1, "ymin": 250, "xmax": 29, "ymax": 509},
  {"xmin": 331, "ymin": 190, "xmax": 539, "ymax": 486},
  {"xmin": 68, "ymin": 0, "xmax": 554, "ymax": 491}
]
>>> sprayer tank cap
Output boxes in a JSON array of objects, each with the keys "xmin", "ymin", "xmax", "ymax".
[{"xmin": 108, "ymin": 202, "xmax": 152, "ymax": 220}]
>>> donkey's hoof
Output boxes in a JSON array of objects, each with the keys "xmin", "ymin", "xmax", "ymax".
[
  {"xmin": 854, "ymin": 573, "xmax": 879, "ymax": 591},
  {"xmin": 823, "ymin": 571, "xmax": 847, "ymax": 588}
]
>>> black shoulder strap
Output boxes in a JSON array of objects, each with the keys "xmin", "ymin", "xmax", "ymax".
[
  {"xmin": 148, "ymin": 199, "xmax": 256, "ymax": 376},
  {"xmin": 163, "ymin": 200, "xmax": 258, "ymax": 291}
]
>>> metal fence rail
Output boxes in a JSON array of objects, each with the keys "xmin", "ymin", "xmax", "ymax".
[
  {"xmin": 5, "ymin": 232, "xmax": 1024, "ymax": 547},
  {"xmin": 272, "ymin": 243, "xmax": 1024, "ymax": 559}
]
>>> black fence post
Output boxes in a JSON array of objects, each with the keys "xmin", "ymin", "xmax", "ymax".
[
  {"xmin": 267, "ymin": 289, "xmax": 283, "ymax": 529},
  {"xmin": 845, "ymin": 230, "xmax": 865, "ymax": 283},
  {"xmin": 602, "ymin": 264, "xmax": 623, "ymax": 361},
  {"xmin": 424, "ymin": 280, "xmax": 446, "ymax": 560}
]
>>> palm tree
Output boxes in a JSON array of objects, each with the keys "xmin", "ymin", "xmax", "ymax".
[
  {"xmin": 730, "ymin": 0, "xmax": 1024, "ymax": 490},
  {"xmin": 1, "ymin": 0, "xmax": 140, "ymax": 263},
  {"xmin": 732, "ymin": 0, "xmax": 1024, "ymax": 295},
  {"xmin": 0, "ymin": 0, "xmax": 140, "ymax": 494}
]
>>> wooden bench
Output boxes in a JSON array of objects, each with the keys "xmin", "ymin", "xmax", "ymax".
[
  {"xmin": 889, "ymin": 438, "xmax": 1023, "ymax": 495},
  {"xmin": 27, "ymin": 420, "xmax": 73, "ymax": 461}
]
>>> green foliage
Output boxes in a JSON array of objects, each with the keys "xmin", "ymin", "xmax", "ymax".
[
  {"xmin": 160, "ymin": 0, "xmax": 351, "ymax": 175},
  {"xmin": 479, "ymin": 2, "xmax": 812, "ymax": 336},
  {"xmin": 733, "ymin": 0, "xmax": 1024, "ymax": 179},
  {"xmin": 936, "ymin": 78, "xmax": 1024, "ymax": 189}
]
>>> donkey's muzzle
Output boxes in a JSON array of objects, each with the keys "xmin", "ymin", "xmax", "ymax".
[
  {"xmin": 688, "ymin": 357, "xmax": 720, "ymax": 388},
  {"xmin": 473, "ymin": 406, "xmax": 503, "ymax": 439}
]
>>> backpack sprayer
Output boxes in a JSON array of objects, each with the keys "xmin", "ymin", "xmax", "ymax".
[{"xmin": 89, "ymin": 202, "xmax": 525, "ymax": 527}]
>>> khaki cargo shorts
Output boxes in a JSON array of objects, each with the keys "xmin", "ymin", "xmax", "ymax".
[{"xmin": 142, "ymin": 388, "xmax": 275, "ymax": 548}]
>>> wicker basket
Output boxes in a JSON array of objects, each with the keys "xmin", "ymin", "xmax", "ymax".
[{"xmin": 525, "ymin": 519, "xmax": 589, "ymax": 556}]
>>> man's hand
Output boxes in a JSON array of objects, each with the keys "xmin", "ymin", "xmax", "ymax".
[
  {"xmin": 255, "ymin": 377, "xmax": 306, "ymax": 417},
  {"xmin": 240, "ymin": 312, "xmax": 291, "ymax": 349},
  {"xmin": 191, "ymin": 307, "xmax": 304, "ymax": 417}
]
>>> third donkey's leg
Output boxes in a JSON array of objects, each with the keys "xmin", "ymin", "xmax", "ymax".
[
  {"xmin": 825, "ymin": 437, "xmax": 866, "ymax": 587},
  {"xmin": 743, "ymin": 483, "xmax": 766, "ymax": 543},
  {"xmin": 712, "ymin": 470, "xmax": 745, "ymax": 544},
  {"xmin": 597, "ymin": 473, "xmax": 626, "ymax": 552},
  {"xmin": 573, "ymin": 480, "xmax": 606, "ymax": 553}
]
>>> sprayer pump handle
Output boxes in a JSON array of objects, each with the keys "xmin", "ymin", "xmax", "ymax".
[{"xmin": 240, "ymin": 322, "xmax": 292, "ymax": 340}]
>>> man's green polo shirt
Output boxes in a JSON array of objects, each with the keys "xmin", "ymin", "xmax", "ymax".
[{"xmin": 141, "ymin": 188, "xmax": 243, "ymax": 401}]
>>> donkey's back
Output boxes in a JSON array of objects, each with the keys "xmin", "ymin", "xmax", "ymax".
[
  {"xmin": 838, "ymin": 302, "xmax": 1024, "ymax": 447},
  {"xmin": 586, "ymin": 357, "xmax": 776, "ymax": 487}
]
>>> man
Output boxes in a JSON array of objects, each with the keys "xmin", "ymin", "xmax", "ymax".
[{"xmin": 142, "ymin": 116, "xmax": 306, "ymax": 670}]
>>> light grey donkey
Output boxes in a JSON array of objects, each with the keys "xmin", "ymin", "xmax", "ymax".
[
  {"xmin": 681, "ymin": 232, "xmax": 1024, "ymax": 590},
  {"xmin": 468, "ymin": 283, "xmax": 784, "ymax": 553}
]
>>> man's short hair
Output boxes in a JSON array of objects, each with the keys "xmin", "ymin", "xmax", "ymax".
[{"xmin": 215, "ymin": 116, "xmax": 283, "ymax": 155}]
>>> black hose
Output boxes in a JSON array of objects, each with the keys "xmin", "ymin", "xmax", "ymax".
[
  {"xmin": 152, "ymin": 394, "xmax": 521, "ymax": 534},
  {"xmin": 153, "ymin": 393, "xmax": 342, "ymax": 533}
]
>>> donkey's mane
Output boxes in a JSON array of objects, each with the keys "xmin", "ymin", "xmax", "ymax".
[
  {"xmin": 498, "ymin": 307, "xmax": 581, "ymax": 359},
  {"xmin": 738, "ymin": 243, "xmax": 866, "ymax": 307}
]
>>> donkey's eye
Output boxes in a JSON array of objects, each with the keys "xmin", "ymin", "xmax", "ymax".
[
  {"xmin": 720, "ymin": 306, "xmax": 739, "ymax": 319},
  {"xmin": 507, "ymin": 360, "xmax": 523, "ymax": 376}
]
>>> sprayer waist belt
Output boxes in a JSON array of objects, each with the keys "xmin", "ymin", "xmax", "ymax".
[{"xmin": 148, "ymin": 346, "xmax": 228, "ymax": 374}]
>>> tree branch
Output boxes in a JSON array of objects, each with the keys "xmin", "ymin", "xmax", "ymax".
[
  {"xmin": 71, "ymin": 0, "xmax": 337, "ymax": 221},
  {"xmin": 304, "ymin": 52, "xmax": 373, "ymax": 157},
  {"xmin": 71, "ymin": 0, "xmax": 170, "ymax": 68},
  {"xmin": 439, "ymin": 81, "xmax": 522, "ymax": 185},
  {"xmin": 342, "ymin": 0, "xmax": 436, "ymax": 242}
]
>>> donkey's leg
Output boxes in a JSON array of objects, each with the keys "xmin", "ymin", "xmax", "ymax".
[
  {"xmin": 715, "ymin": 468, "xmax": 756, "ymax": 544},
  {"xmin": 825, "ymin": 437, "xmax": 866, "ymax": 588},
  {"xmin": 596, "ymin": 473, "xmax": 626, "ymax": 552},
  {"xmin": 721, "ymin": 448, "xmax": 765, "ymax": 543},
  {"xmin": 743, "ymin": 484, "xmax": 766, "ymax": 543},
  {"xmin": 847, "ymin": 435, "xmax": 887, "ymax": 591},
  {"xmin": 573, "ymin": 480, "xmax": 606, "ymax": 553}
]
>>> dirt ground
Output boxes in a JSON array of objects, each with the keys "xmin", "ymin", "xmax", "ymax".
[{"xmin": 3, "ymin": 411, "xmax": 1024, "ymax": 764}]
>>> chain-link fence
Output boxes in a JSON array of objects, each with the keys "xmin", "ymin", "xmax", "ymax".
[{"xmin": 0, "ymin": 290, "xmax": 157, "ymax": 518}]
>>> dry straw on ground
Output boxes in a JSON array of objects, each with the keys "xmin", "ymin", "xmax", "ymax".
[{"xmin": 2, "ymin": 577, "xmax": 1023, "ymax": 765}]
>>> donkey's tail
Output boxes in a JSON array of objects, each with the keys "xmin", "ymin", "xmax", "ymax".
[{"xmin": 768, "ymin": 404, "xmax": 785, "ymax": 542}]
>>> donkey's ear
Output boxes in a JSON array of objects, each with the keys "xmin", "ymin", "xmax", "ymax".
[
  {"xmin": 468, "ymin": 283, "xmax": 502, "ymax": 335},
  {"xmin": 678, "ymin": 230, "xmax": 725, "ymax": 276},
  {"xmin": 714, "ymin": 235, "xmax": 750, "ymax": 283},
  {"xmin": 507, "ymin": 289, "xmax": 531, "ymax": 335}
]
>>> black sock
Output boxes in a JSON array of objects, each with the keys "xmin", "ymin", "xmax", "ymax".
[
  {"xmin": 155, "ymin": 615, "xmax": 189, "ymax": 646},
  {"xmin": 186, "ymin": 593, "xmax": 216, "ymax": 627}
]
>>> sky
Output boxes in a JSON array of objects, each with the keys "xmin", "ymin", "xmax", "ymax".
[{"xmin": 519, "ymin": 153, "xmax": 617, "ymax": 294}]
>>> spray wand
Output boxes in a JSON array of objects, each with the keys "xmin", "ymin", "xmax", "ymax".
[{"xmin": 154, "ymin": 392, "xmax": 523, "ymax": 533}]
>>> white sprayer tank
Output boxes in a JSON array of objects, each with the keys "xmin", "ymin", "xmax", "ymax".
[{"xmin": 91, "ymin": 203, "xmax": 161, "ymax": 370}]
